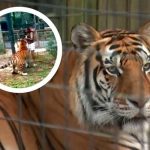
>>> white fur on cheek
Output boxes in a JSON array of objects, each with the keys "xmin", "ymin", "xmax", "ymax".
[{"xmin": 123, "ymin": 121, "xmax": 150, "ymax": 150}]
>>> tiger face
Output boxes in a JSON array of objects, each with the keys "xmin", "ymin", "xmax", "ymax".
[{"xmin": 70, "ymin": 23, "xmax": 150, "ymax": 134}]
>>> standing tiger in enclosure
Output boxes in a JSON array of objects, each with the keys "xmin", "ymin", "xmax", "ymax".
[
  {"xmin": 0, "ymin": 39, "xmax": 29, "ymax": 76},
  {"xmin": 1, "ymin": 21, "xmax": 150, "ymax": 150}
]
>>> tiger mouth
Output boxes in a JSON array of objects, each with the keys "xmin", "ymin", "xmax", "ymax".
[
  {"xmin": 117, "ymin": 116, "xmax": 149, "ymax": 128},
  {"xmin": 129, "ymin": 116, "xmax": 147, "ymax": 122}
]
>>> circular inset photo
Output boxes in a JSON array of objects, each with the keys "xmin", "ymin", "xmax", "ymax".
[{"xmin": 0, "ymin": 7, "xmax": 62, "ymax": 93}]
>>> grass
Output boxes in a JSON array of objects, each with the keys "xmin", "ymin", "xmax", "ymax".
[
  {"xmin": 0, "ymin": 52, "xmax": 55, "ymax": 88},
  {"xmin": 46, "ymin": 32, "xmax": 57, "ymax": 58}
]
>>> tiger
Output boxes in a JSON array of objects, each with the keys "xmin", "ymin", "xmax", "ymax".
[
  {"xmin": 69, "ymin": 23, "xmax": 150, "ymax": 149},
  {"xmin": 43, "ymin": 22, "xmax": 150, "ymax": 149},
  {"xmin": 0, "ymin": 39, "xmax": 29, "ymax": 76},
  {"xmin": 0, "ymin": 21, "xmax": 150, "ymax": 150}
]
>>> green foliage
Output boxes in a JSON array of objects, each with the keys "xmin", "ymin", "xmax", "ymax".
[
  {"xmin": 0, "ymin": 43, "xmax": 5, "ymax": 54},
  {"xmin": 46, "ymin": 32, "xmax": 57, "ymax": 58}
]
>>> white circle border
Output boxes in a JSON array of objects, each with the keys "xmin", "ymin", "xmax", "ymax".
[{"xmin": 0, "ymin": 7, "xmax": 62, "ymax": 93}]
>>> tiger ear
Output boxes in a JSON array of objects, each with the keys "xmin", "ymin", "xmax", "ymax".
[
  {"xmin": 138, "ymin": 21, "xmax": 150, "ymax": 45},
  {"xmin": 71, "ymin": 23, "xmax": 100, "ymax": 50}
]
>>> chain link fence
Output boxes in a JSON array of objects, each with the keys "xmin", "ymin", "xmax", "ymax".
[{"xmin": 0, "ymin": 0, "xmax": 150, "ymax": 150}]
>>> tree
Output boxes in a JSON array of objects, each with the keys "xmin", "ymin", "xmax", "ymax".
[
  {"xmin": 6, "ymin": 13, "xmax": 15, "ymax": 54},
  {"xmin": 0, "ymin": 24, "xmax": 5, "ymax": 54}
]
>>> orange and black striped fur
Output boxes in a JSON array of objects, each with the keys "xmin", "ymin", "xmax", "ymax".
[
  {"xmin": 69, "ymin": 23, "xmax": 150, "ymax": 149},
  {"xmin": 1, "ymin": 21, "xmax": 150, "ymax": 150},
  {"xmin": 0, "ymin": 39, "xmax": 29, "ymax": 76}
]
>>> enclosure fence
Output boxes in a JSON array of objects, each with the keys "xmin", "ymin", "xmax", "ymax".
[
  {"xmin": 2, "ymin": 29, "xmax": 52, "ymax": 49},
  {"xmin": 0, "ymin": 0, "xmax": 150, "ymax": 150}
]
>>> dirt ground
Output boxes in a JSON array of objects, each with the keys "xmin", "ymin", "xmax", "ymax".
[
  {"xmin": 0, "ymin": 51, "xmax": 55, "ymax": 88},
  {"xmin": 0, "ymin": 53, "xmax": 12, "ymax": 83}
]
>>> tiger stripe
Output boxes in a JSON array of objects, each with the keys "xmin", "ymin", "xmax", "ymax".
[{"xmin": 0, "ymin": 106, "xmax": 25, "ymax": 150}]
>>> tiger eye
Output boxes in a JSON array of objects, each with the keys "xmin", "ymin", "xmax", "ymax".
[
  {"xmin": 106, "ymin": 66, "xmax": 120, "ymax": 76},
  {"xmin": 143, "ymin": 63, "xmax": 150, "ymax": 71},
  {"xmin": 107, "ymin": 66, "xmax": 117, "ymax": 73}
]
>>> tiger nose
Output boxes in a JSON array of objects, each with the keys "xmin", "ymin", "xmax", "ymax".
[{"xmin": 127, "ymin": 98, "xmax": 149, "ymax": 108}]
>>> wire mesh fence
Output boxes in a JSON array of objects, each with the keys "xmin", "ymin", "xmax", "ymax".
[
  {"xmin": 0, "ymin": 0, "xmax": 150, "ymax": 150},
  {"xmin": 2, "ymin": 29, "xmax": 53, "ymax": 49}
]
